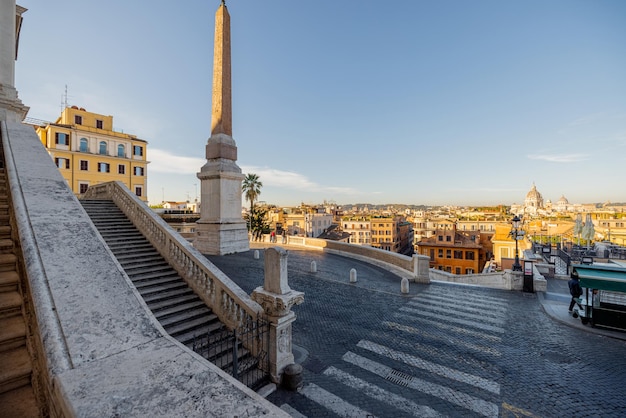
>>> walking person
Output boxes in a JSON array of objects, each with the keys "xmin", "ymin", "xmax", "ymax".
[{"xmin": 568, "ymin": 271, "xmax": 583, "ymax": 312}]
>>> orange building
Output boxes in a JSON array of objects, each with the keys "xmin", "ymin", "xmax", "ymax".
[{"xmin": 417, "ymin": 226, "xmax": 484, "ymax": 275}]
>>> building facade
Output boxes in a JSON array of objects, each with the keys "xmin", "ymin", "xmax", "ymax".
[
  {"xmin": 35, "ymin": 106, "xmax": 148, "ymax": 200},
  {"xmin": 417, "ymin": 226, "xmax": 484, "ymax": 275}
]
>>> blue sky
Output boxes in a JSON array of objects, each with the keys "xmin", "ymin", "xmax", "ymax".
[{"xmin": 15, "ymin": 0, "xmax": 626, "ymax": 207}]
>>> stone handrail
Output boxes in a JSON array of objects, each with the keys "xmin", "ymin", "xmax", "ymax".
[
  {"xmin": 252, "ymin": 234, "xmax": 431, "ymax": 283},
  {"xmin": 83, "ymin": 182, "xmax": 263, "ymax": 331}
]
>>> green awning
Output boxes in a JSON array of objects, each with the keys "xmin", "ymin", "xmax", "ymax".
[{"xmin": 573, "ymin": 264, "xmax": 626, "ymax": 293}]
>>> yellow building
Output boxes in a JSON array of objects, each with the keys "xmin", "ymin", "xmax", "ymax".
[{"xmin": 34, "ymin": 106, "xmax": 148, "ymax": 200}]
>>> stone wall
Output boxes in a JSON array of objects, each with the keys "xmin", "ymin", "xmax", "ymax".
[
  {"xmin": 3, "ymin": 121, "xmax": 288, "ymax": 417},
  {"xmin": 251, "ymin": 235, "xmax": 431, "ymax": 283}
]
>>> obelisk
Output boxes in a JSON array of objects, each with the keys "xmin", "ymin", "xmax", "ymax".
[
  {"xmin": 0, "ymin": 2, "xmax": 29, "ymax": 122},
  {"xmin": 195, "ymin": 0, "xmax": 249, "ymax": 255}
]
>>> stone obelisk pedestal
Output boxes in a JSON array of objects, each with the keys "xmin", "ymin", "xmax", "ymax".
[{"xmin": 195, "ymin": 0, "xmax": 248, "ymax": 255}]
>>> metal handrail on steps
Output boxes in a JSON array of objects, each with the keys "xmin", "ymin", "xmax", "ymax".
[{"xmin": 82, "ymin": 182, "xmax": 264, "ymax": 334}]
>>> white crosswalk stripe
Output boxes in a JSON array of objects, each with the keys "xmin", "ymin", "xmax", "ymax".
[
  {"xmin": 393, "ymin": 312, "xmax": 502, "ymax": 342},
  {"xmin": 405, "ymin": 300, "xmax": 505, "ymax": 326},
  {"xmin": 400, "ymin": 305, "xmax": 506, "ymax": 333},
  {"xmin": 342, "ymin": 351, "xmax": 499, "ymax": 418},
  {"xmin": 357, "ymin": 340, "xmax": 501, "ymax": 395},
  {"xmin": 289, "ymin": 285, "xmax": 509, "ymax": 417},
  {"xmin": 323, "ymin": 366, "xmax": 443, "ymax": 417},
  {"xmin": 280, "ymin": 403, "xmax": 307, "ymax": 418},
  {"xmin": 300, "ymin": 383, "xmax": 374, "ymax": 418},
  {"xmin": 383, "ymin": 321, "xmax": 502, "ymax": 357},
  {"xmin": 422, "ymin": 287, "xmax": 509, "ymax": 306},
  {"xmin": 407, "ymin": 297, "xmax": 506, "ymax": 322}
]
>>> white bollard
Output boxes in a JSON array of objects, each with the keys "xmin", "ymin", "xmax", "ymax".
[
  {"xmin": 310, "ymin": 261, "xmax": 317, "ymax": 273},
  {"xmin": 254, "ymin": 250, "xmax": 260, "ymax": 260},
  {"xmin": 350, "ymin": 268, "xmax": 357, "ymax": 283},
  {"xmin": 401, "ymin": 277, "xmax": 409, "ymax": 294}
]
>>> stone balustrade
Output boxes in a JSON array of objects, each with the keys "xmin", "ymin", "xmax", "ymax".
[
  {"xmin": 83, "ymin": 181, "xmax": 264, "ymax": 332},
  {"xmin": 251, "ymin": 234, "xmax": 431, "ymax": 283}
]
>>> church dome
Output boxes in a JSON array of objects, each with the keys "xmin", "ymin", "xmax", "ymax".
[
  {"xmin": 558, "ymin": 195, "xmax": 569, "ymax": 205},
  {"xmin": 526, "ymin": 184, "xmax": 543, "ymax": 200}
]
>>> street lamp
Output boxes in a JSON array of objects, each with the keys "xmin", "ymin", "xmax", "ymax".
[{"xmin": 511, "ymin": 215, "xmax": 522, "ymax": 271}]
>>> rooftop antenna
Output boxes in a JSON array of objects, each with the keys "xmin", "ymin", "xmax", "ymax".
[{"xmin": 61, "ymin": 84, "xmax": 69, "ymax": 109}]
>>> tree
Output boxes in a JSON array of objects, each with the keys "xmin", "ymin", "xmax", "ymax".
[
  {"xmin": 242, "ymin": 173, "xmax": 262, "ymax": 215},
  {"xmin": 242, "ymin": 173, "xmax": 263, "ymax": 235}
]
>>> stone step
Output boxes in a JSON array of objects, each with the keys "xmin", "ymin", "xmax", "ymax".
[
  {"xmin": 0, "ymin": 291, "xmax": 22, "ymax": 319},
  {"xmin": 0, "ymin": 225, "xmax": 10, "ymax": 239},
  {"xmin": 130, "ymin": 270, "xmax": 181, "ymax": 284},
  {"xmin": 0, "ymin": 239, "xmax": 13, "ymax": 254},
  {"xmin": 158, "ymin": 305, "xmax": 215, "ymax": 330},
  {"xmin": 123, "ymin": 263, "xmax": 175, "ymax": 277},
  {"xmin": 162, "ymin": 311, "xmax": 218, "ymax": 337},
  {"xmin": 147, "ymin": 293, "xmax": 200, "ymax": 313},
  {"xmin": 0, "ymin": 385, "xmax": 40, "ymax": 418},
  {"xmin": 0, "ymin": 254, "xmax": 16, "ymax": 273},
  {"xmin": 115, "ymin": 249, "xmax": 161, "ymax": 261},
  {"xmin": 0, "ymin": 271, "xmax": 19, "ymax": 293},
  {"xmin": 142, "ymin": 287, "xmax": 195, "ymax": 305},
  {"xmin": 174, "ymin": 321, "xmax": 226, "ymax": 347},
  {"xmin": 0, "ymin": 315, "xmax": 26, "ymax": 353},
  {"xmin": 136, "ymin": 281, "xmax": 189, "ymax": 298},
  {"xmin": 0, "ymin": 347, "xmax": 32, "ymax": 395},
  {"xmin": 118, "ymin": 255, "xmax": 166, "ymax": 268},
  {"xmin": 132, "ymin": 274, "xmax": 182, "ymax": 289},
  {"xmin": 153, "ymin": 299, "xmax": 207, "ymax": 321}
]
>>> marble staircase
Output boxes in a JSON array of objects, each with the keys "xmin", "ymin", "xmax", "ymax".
[
  {"xmin": 80, "ymin": 199, "xmax": 267, "ymax": 389},
  {"xmin": 0, "ymin": 166, "xmax": 40, "ymax": 417}
]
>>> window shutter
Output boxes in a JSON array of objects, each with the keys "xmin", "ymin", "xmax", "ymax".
[
  {"xmin": 65, "ymin": 159, "xmax": 70, "ymax": 169},
  {"xmin": 55, "ymin": 133, "xmax": 59, "ymax": 144}
]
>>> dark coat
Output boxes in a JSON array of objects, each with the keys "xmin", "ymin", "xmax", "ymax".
[{"xmin": 568, "ymin": 278, "xmax": 583, "ymax": 298}]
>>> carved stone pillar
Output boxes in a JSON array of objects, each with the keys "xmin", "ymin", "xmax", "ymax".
[{"xmin": 251, "ymin": 247, "xmax": 304, "ymax": 383}]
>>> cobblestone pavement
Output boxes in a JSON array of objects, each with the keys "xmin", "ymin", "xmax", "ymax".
[{"xmin": 207, "ymin": 249, "xmax": 626, "ymax": 418}]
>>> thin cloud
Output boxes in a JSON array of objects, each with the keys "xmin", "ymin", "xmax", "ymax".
[
  {"xmin": 527, "ymin": 153, "xmax": 588, "ymax": 163},
  {"xmin": 242, "ymin": 165, "xmax": 360, "ymax": 195},
  {"xmin": 148, "ymin": 149, "xmax": 204, "ymax": 173},
  {"xmin": 147, "ymin": 149, "xmax": 361, "ymax": 195}
]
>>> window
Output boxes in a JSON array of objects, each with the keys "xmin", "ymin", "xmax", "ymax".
[
  {"xmin": 134, "ymin": 167, "xmax": 144, "ymax": 176},
  {"xmin": 79, "ymin": 183, "xmax": 89, "ymax": 194},
  {"xmin": 135, "ymin": 186, "xmax": 142, "ymax": 197},
  {"xmin": 430, "ymin": 249, "xmax": 435, "ymax": 260},
  {"xmin": 133, "ymin": 145, "xmax": 143, "ymax": 157},
  {"xmin": 454, "ymin": 250, "xmax": 463, "ymax": 259},
  {"xmin": 80, "ymin": 160, "xmax": 88, "ymax": 171},
  {"xmin": 466, "ymin": 251, "xmax": 475, "ymax": 260},
  {"xmin": 80, "ymin": 138, "xmax": 88, "ymax": 152},
  {"xmin": 117, "ymin": 144, "xmax": 125, "ymax": 157},
  {"xmin": 98, "ymin": 162, "xmax": 110, "ymax": 173},
  {"xmin": 55, "ymin": 158, "xmax": 70, "ymax": 169},
  {"xmin": 99, "ymin": 141, "xmax": 107, "ymax": 155},
  {"xmin": 446, "ymin": 236, "xmax": 451, "ymax": 242},
  {"xmin": 438, "ymin": 235, "xmax": 443, "ymax": 241},
  {"xmin": 55, "ymin": 132, "xmax": 69, "ymax": 145},
  {"xmin": 438, "ymin": 249, "xmax": 443, "ymax": 258},
  {"xmin": 75, "ymin": 115, "xmax": 82, "ymax": 125},
  {"xmin": 96, "ymin": 119, "xmax": 103, "ymax": 129},
  {"xmin": 466, "ymin": 268, "xmax": 474, "ymax": 274},
  {"xmin": 446, "ymin": 249, "xmax": 451, "ymax": 258},
  {"xmin": 118, "ymin": 164, "xmax": 125, "ymax": 174},
  {"xmin": 455, "ymin": 267, "xmax": 461, "ymax": 275}
]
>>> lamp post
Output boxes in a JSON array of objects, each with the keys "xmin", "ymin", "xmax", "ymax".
[{"xmin": 511, "ymin": 215, "xmax": 522, "ymax": 271}]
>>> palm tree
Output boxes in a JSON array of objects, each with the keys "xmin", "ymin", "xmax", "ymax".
[{"xmin": 242, "ymin": 173, "xmax": 262, "ymax": 217}]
